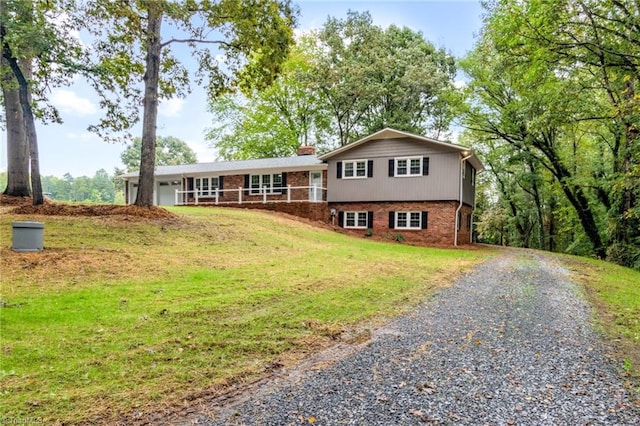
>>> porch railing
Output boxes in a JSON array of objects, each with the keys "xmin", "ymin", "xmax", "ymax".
[{"xmin": 174, "ymin": 185, "xmax": 327, "ymax": 206}]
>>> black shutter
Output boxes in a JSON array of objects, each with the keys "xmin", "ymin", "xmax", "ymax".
[
  {"xmin": 244, "ymin": 175, "xmax": 250, "ymax": 196},
  {"xmin": 421, "ymin": 211, "xmax": 428, "ymax": 229},
  {"xmin": 338, "ymin": 211, "xmax": 344, "ymax": 227},
  {"xmin": 336, "ymin": 161, "xmax": 342, "ymax": 179},
  {"xmin": 388, "ymin": 159, "xmax": 395, "ymax": 177},
  {"xmin": 388, "ymin": 211, "xmax": 395, "ymax": 229},
  {"xmin": 367, "ymin": 160, "xmax": 374, "ymax": 178},
  {"xmin": 423, "ymin": 157, "xmax": 430, "ymax": 176},
  {"xmin": 218, "ymin": 176, "xmax": 224, "ymax": 197},
  {"xmin": 367, "ymin": 211, "xmax": 374, "ymax": 228},
  {"xmin": 281, "ymin": 172, "xmax": 287, "ymax": 190}
]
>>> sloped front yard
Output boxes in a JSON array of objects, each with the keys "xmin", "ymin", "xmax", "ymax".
[{"xmin": 0, "ymin": 205, "xmax": 489, "ymax": 424}]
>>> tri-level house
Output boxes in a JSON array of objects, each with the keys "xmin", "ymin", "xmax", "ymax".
[
  {"xmin": 320, "ymin": 128, "xmax": 483, "ymax": 245},
  {"xmin": 121, "ymin": 128, "xmax": 483, "ymax": 246}
]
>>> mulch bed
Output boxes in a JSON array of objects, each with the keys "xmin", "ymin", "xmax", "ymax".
[{"xmin": 1, "ymin": 194, "xmax": 176, "ymax": 219}]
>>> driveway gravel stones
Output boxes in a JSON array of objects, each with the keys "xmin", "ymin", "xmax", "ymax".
[{"xmin": 192, "ymin": 251, "xmax": 640, "ymax": 425}]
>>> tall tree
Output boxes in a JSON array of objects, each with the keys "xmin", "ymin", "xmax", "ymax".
[
  {"xmin": 462, "ymin": 0, "xmax": 640, "ymax": 267},
  {"xmin": 1, "ymin": 0, "xmax": 87, "ymax": 204},
  {"xmin": 208, "ymin": 37, "xmax": 331, "ymax": 159},
  {"xmin": 312, "ymin": 11, "xmax": 457, "ymax": 145},
  {"xmin": 1, "ymin": 56, "xmax": 29, "ymax": 196},
  {"xmin": 120, "ymin": 136, "xmax": 197, "ymax": 172},
  {"xmin": 84, "ymin": 0, "xmax": 297, "ymax": 207}
]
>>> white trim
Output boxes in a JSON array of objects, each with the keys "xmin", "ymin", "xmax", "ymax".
[
  {"xmin": 344, "ymin": 211, "xmax": 368, "ymax": 229},
  {"xmin": 395, "ymin": 211, "xmax": 422, "ymax": 230},
  {"xmin": 195, "ymin": 176, "xmax": 219, "ymax": 197},
  {"xmin": 342, "ymin": 159, "xmax": 368, "ymax": 179},
  {"xmin": 250, "ymin": 173, "xmax": 283, "ymax": 195},
  {"xmin": 394, "ymin": 156, "xmax": 422, "ymax": 177},
  {"xmin": 309, "ymin": 171, "xmax": 323, "ymax": 202}
]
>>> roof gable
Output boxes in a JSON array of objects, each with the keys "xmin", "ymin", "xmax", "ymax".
[{"xmin": 319, "ymin": 128, "xmax": 484, "ymax": 172}]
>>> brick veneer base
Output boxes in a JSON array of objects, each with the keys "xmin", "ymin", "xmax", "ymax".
[
  {"xmin": 329, "ymin": 201, "xmax": 474, "ymax": 246},
  {"xmin": 190, "ymin": 199, "xmax": 474, "ymax": 247},
  {"xmin": 198, "ymin": 202, "xmax": 330, "ymax": 222}
]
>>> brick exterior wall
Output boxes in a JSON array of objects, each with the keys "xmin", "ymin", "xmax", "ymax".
[
  {"xmin": 210, "ymin": 202, "xmax": 329, "ymax": 222},
  {"xmin": 182, "ymin": 170, "xmax": 476, "ymax": 247},
  {"xmin": 329, "ymin": 201, "xmax": 475, "ymax": 246}
]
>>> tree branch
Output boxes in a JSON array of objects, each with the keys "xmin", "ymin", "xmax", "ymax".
[{"xmin": 161, "ymin": 38, "xmax": 237, "ymax": 49}]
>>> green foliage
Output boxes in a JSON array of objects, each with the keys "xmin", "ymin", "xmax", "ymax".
[
  {"xmin": 207, "ymin": 11, "xmax": 457, "ymax": 158},
  {"xmin": 120, "ymin": 136, "xmax": 197, "ymax": 172},
  {"xmin": 0, "ymin": 0, "xmax": 87, "ymax": 124},
  {"xmin": 208, "ymin": 38, "xmax": 332, "ymax": 160},
  {"xmin": 40, "ymin": 169, "xmax": 122, "ymax": 203},
  {"xmin": 82, "ymin": 0, "xmax": 298, "ymax": 142},
  {"xmin": 462, "ymin": 0, "xmax": 640, "ymax": 269}
]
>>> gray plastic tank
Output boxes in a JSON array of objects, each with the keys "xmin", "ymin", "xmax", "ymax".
[{"xmin": 12, "ymin": 221, "xmax": 44, "ymax": 252}]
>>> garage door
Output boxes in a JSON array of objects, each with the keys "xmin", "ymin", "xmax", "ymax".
[{"xmin": 157, "ymin": 181, "xmax": 181, "ymax": 206}]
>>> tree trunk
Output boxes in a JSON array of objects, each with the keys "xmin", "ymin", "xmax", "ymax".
[
  {"xmin": 1, "ymin": 57, "xmax": 30, "ymax": 196},
  {"xmin": 1, "ymin": 34, "xmax": 43, "ymax": 205},
  {"xmin": 134, "ymin": 5, "xmax": 162, "ymax": 207}
]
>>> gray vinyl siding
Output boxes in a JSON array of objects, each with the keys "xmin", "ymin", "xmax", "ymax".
[
  {"xmin": 333, "ymin": 137, "xmax": 460, "ymax": 159},
  {"xmin": 462, "ymin": 161, "xmax": 476, "ymax": 206},
  {"xmin": 327, "ymin": 138, "xmax": 464, "ymax": 203}
]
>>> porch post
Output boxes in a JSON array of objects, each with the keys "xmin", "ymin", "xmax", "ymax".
[
  {"xmin": 195, "ymin": 190, "xmax": 199, "ymax": 205},
  {"xmin": 287, "ymin": 184, "xmax": 291, "ymax": 203},
  {"xmin": 238, "ymin": 187, "xmax": 242, "ymax": 204},
  {"xmin": 215, "ymin": 188, "xmax": 219, "ymax": 205},
  {"xmin": 175, "ymin": 189, "xmax": 178, "ymax": 206},
  {"xmin": 263, "ymin": 186, "xmax": 267, "ymax": 204}
]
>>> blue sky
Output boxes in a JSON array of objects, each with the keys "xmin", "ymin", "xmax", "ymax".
[{"xmin": 0, "ymin": 0, "xmax": 484, "ymax": 178}]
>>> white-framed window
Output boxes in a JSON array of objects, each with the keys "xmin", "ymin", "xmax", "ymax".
[
  {"xmin": 250, "ymin": 173, "xmax": 283, "ymax": 194},
  {"xmin": 195, "ymin": 177, "xmax": 220, "ymax": 196},
  {"xmin": 395, "ymin": 157, "xmax": 422, "ymax": 177},
  {"xmin": 345, "ymin": 211, "xmax": 369, "ymax": 229},
  {"xmin": 396, "ymin": 211, "xmax": 422, "ymax": 229},
  {"xmin": 343, "ymin": 160, "xmax": 367, "ymax": 179}
]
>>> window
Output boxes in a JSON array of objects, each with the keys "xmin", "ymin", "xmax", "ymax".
[
  {"xmin": 343, "ymin": 160, "xmax": 367, "ymax": 179},
  {"xmin": 390, "ymin": 157, "xmax": 428, "ymax": 177},
  {"xmin": 389, "ymin": 211, "xmax": 428, "ymax": 230},
  {"xmin": 471, "ymin": 168, "xmax": 476, "ymax": 186},
  {"xmin": 396, "ymin": 212, "xmax": 422, "ymax": 229},
  {"xmin": 195, "ymin": 177, "xmax": 220, "ymax": 196},
  {"xmin": 395, "ymin": 158, "xmax": 421, "ymax": 176},
  {"xmin": 344, "ymin": 211, "xmax": 369, "ymax": 229},
  {"xmin": 250, "ymin": 174, "xmax": 283, "ymax": 194}
]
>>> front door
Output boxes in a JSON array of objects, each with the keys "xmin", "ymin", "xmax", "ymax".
[{"xmin": 309, "ymin": 171, "xmax": 322, "ymax": 202}]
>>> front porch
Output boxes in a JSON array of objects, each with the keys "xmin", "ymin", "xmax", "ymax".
[{"xmin": 174, "ymin": 184, "xmax": 328, "ymax": 206}]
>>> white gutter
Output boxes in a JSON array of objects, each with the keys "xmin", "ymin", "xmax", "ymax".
[{"xmin": 455, "ymin": 153, "xmax": 473, "ymax": 246}]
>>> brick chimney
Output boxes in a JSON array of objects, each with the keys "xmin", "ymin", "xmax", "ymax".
[{"xmin": 297, "ymin": 145, "xmax": 316, "ymax": 156}]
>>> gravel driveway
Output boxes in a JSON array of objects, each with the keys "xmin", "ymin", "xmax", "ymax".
[{"xmin": 184, "ymin": 251, "xmax": 639, "ymax": 425}]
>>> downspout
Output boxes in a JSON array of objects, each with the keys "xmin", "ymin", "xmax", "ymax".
[
  {"xmin": 471, "ymin": 185, "xmax": 477, "ymax": 243},
  {"xmin": 455, "ymin": 153, "xmax": 473, "ymax": 246}
]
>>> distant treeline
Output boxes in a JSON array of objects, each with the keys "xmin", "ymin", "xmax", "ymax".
[{"xmin": 1, "ymin": 170, "xmax": 124, "ymax": 204}]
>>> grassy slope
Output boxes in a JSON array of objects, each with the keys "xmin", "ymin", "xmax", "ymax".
[
  {"xmin": 561, "ymin": 255, "xmax": 640, "ymax": 391},
  {"xmin": 0, "ymin": 207, "xmax": 490, "ymax": 423}
]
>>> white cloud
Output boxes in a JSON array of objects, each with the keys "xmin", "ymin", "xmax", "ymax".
[
  {"xmin": 50, "ymin": 89, "xmax": 97, "ymax": 116},
  {"xmin": 159, "ymin": 98, "xmax": 185, "ymax": 117},
  {"xmin": 188, "ymin": 140, "xmax": 216, "ymax": 163}
]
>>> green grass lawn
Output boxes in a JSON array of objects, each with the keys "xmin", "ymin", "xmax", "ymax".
[
  {"xmin": 563, "ymin": 255, "xmax": 640, "ymax": 388},
  {"xmin": 0, "ymin": 206, "xmax": 490, "ymax": 423}
]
